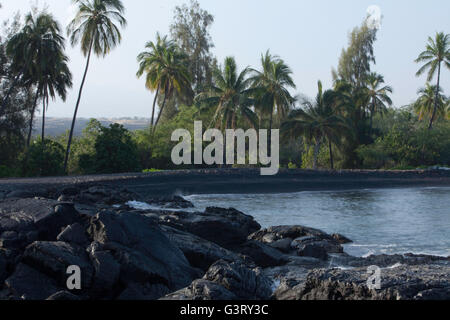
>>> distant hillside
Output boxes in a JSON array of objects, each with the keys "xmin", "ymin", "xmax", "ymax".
[{"xmin": 35, "ymin": 117, "xmax": 150, "ymax": 137}]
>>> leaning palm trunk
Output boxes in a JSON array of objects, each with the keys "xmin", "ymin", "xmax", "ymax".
[
  {"xmin": 429, "ymin": 62, "xmax": 441, "ymax": 130},
  {"xmin": 313, "ymin": 139, "xmax": 321, "ymax": 170},
  {"xmin": 26, "ymin": 92, "xmax": 39, "ymax": 147},
  {"xmin": 64, "ymin": 40, "xmax": 94, "ymax": 173},
  {"xmin": 328, "ymin": 139, "xmax": 334, "ymax": 170},
  {"xmin": 41, "ymin": 98, "xmax": 46, "ymax": 143},
  {"xmin": 151, "ymin": 84, "xmax": 160, "ymax": 127},
  {"xmin": 153, "ymin": 85, "xmax": 170, "ymax": 133},
  {"xmin": 268, "ymin": 110, "xmax": 274, "ymax": 157}
]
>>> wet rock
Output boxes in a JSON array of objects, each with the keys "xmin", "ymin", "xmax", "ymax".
[
  {"xmin": 162, "ymin": 279, "xmax": 237, "ymax": 300},
  {"xmin": 57, "ymin": 195, "xmax": 71, "ymax": 202},
  {"xmin": 57, "ymin": 223, "xmax": 90, "ymax": 246},
  {"xmin": 87, "ymin": 244, "xmax": 121, "ymax": 296},
  {"xmin": 23, "ymin": 241, "xmax": 94, "ymax": 289},
  {"xmin": 299, "ymin": 264, "xmax": 450, "ymax": 300},
  {"xmin": 249, "ymin": 225, "xmax": 337, "ymax": 245},
  {"xmin": 47, "ymin": 291, "xmax": 81, "ymax": 300},
  {"xmin": 147, "ymin": 195, "xmax": 194, "ymax": 209},
  {"xmin": 60, "ymin": 187, "xmax": 80, "ymax": 197},
  {"xmin": 88, "ymin": 211, "xmax": 200, "ymax": 291},
  {"xmin": 158, "ymin": 207, "xmax": 261, "ymax": 249},
  {"xmin": 268, "ymin": 238, "xmax": 293, "ymax": 253},
  {"xmin": 5, "ymin": 263, "xmax": 61, "ymax": 300},
  {"xmin": 233, "ymin": 240, "xmax": 287, "ymax": 268},
  {"xmin": 331, "ymin": 233, "xmax": 353, "ymax": 244},
  {"xmin": 75, "ymin": 186, "xmax": 138, "ymax": 206},
  {"xmin": 203, "ymin": 260, "xmax": 273, "ymax": 300},
  {"xmin": 160, "ymin": 225, "xmax": 244, "ymax": 271},
  {"xmin": 332, "ymin": 253, "xmax": 450, "ymax": 269},
  {"xmin": 5, "ymin": 190, "xmax": 35, "ymax": 199},
  {"xmin": 264, "ymin": 256, "xmax": 328, "ymax": 300},
  {"xmin": 0, "ymin": 198, "xmax": 80, "ymax": 248},
  {"xmin": 292, "ymin": 237, "xmax": 343, "ymax": 260},
  {"xmin": 162, "ymin": 260, "xmax": 272, "ymax": 301},
  {"xmin": 118, "ymin": 282, "xmax": 170, "ymax": 300}
]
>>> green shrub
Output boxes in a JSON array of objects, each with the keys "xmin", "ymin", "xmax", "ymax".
[
  {"xmin": 0, "ymin": 165, "xmax": 19, "ymax": 178},
  {"xmin": 80, "ymin": 123, "xmax": 141, "ymax": 174},
  {"xmin": 21, "ymin": 139, "xmax": 65, "ymax": 177}
]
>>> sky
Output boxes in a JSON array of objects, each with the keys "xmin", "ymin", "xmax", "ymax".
[{"xmin": 0, "ymin": 0, "xmax": 449, "ymax": 119}]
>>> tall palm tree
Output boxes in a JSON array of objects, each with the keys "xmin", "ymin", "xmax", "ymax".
[
  {"xmin": 136, "ymin": 33, "xmax": 176, "ymax": 127},
  {"xmin": 415, "ymin": 32, "xmax": 450, "ymax": 129},
  {"xmin": 282, "ymin": 81, "xmax": 347, "ymax": 169},
  {"xmin": 251, "ymin": 51, "xmax": 296, "ymax": 132},
  {"xmin": 195, "ymin": 56, "xmax": 257, "ymax": 131},
  {"xmin": 6, "ymin": 12, "xmax": 69, "ymax": 146},
  {"xmin": 64, "ymin": 0, "xmax": 127, "ymax": 172},
  {"xmin": 413, "ymin": 84, "xmax": 446, "ymax": 121},
  {"xmin": 365, "ymin": 72, "xmax": 393, "ymax": 131}
]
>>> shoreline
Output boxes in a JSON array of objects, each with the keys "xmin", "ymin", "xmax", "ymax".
[
  {"xmin": 1, "ymin": 168, "xmax": 450, "ymax": 198},
  {"xmin": 0, "ymin": 178, "xmax": 449, "ymax": 300}
]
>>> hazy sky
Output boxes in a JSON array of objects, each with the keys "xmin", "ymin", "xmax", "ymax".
[{"xmin": 0, "ymin": 0, "xmax": 449, "ymax": 118}]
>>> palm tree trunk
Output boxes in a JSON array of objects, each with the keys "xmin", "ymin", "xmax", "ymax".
[
  {"xmin": 268, "ymin": 110, "xmax": 273, "ymax": 157},
  {"xmin": 64, "ymin": 40, "xmax": 94, "ymax": 173},
  {"xmin": 429, "ymin": 62, "xmax": 441, "ymax": 130},
  {"xmin": 151, "ymin": 85, "xmax": 160, "ymax": 127},
  {"xmin": 153, "ymin": 85, "xmax": 170, "ymax": 132},
  {"xmin": 313, "ymin": 139, "xmax": 321, "ymax": 170},
  {"xmin": 328, "ymin": 139, "xmax": 334, "ymax": 170},
  {"xmin": 41, "ymin": 99, "xmax": 46, "ymax": 143},
  {"xmin": 370, "ymin": 100, "xmax": 375, "ymax": 135},
  {"xmin": 26, "ymin": 92, "xmax": 39, "ymax": 147}
]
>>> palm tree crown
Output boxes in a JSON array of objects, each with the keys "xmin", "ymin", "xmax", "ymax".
[
  {"xmin": 137, "ymin": 34, "xmax": 191, "ymax": 132},
  {"xmin": 195, "ymin": 56, "xmax": 257, "ymax": 130},
  {"xmin": 413, "ymin": 84, "xmax": 446, "ymax": 121},
  {"xmin": 282, "ymin": 81, "xmax": 347, "ymax": 169},
  {"xmin": 7, "ymin": 11, "xmax": 72, "ymax": 144},
  {"xmin": 251, "ymin": 51, "xmax": 296, "ymax": 128},
  {"xmin": 137, "ymin": 33, "xmax": 178, "ymax": 126},
  {"xmin": 365, "ymin": 72, "xmax": 393, "ymax": 128},
  {"xmin": 67, "ymin": 0, "xmax": 127, "ymax": 57}
]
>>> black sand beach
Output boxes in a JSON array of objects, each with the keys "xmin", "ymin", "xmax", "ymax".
[{"xmin": 1, "ymin": 169, "xmax": 450, "ymax": 198}]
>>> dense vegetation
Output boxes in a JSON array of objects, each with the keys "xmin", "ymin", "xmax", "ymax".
[{"xmin": 0, "ymin": 0, "xmax": 449, "ymax": 177}]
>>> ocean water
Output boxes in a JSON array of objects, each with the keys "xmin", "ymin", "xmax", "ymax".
[{"xmin": 184, "ymin": 187, "xmax": 450, "ymax": 257}]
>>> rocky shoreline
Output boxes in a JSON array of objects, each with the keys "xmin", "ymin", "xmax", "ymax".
[{"xmin": 0, "ymin": 184, "xmax": 449, "ymax": 300}]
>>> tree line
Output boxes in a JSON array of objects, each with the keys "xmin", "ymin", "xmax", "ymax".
[{"xmin": 0, "ymin": 0, "xmax": 449, "ymax": 177}]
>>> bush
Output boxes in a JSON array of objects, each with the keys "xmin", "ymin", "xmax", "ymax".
[
  {"xmin": 0, "ymin": 165, "xmax": 19, "ymax": 178},
  {"xmin": 21, "ymin": 139, "xmax": 65, "ymax": 177},
  {"xmin": 80, "ymin": 123, "xmax": 141, "ymax": 174},
  {"xmin": 358, "ymin": 121, "xmax": 450, "ymax": 169}
]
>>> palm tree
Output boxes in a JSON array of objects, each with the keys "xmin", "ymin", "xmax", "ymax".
[
  {"xmin": 365, "ymin": 72, "xmax": 393, "ymax": 131},
  {"xmin": 195, "ymin": 56, "xmax": 257, "ymax": 131},
  {"xmin": 64, "ymin": 0, "xmax": 127, "ymax": 172},
  {"xmin": 251, "ymin": 51, "xmax": 296, "ymax": 132},
  {"xmin": 415, "ymin": 32, "xmax": 450, "ymax": 129},
  {"xmin": 136, "ymin": 33, "xmax": 176, "ymax": 127},
  {"xmin": 413, "ymin": 84, "xmax": 446, "ymax": 121},
  {"xmin": 282, "ymin": 81, "xmax": 347, "ymax": 169},
  {"xmin": 37, "ymin": 52, "xmax": 73, "ymax": 142},
  {"xmin": 6, "ymin": 12, "xmax": 69, "ymax": 146}
]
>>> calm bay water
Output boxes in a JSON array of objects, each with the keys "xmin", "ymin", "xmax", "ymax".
[{"xmin": 185, "ymin": 187, "xmax": 450, "ymax": 257}]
